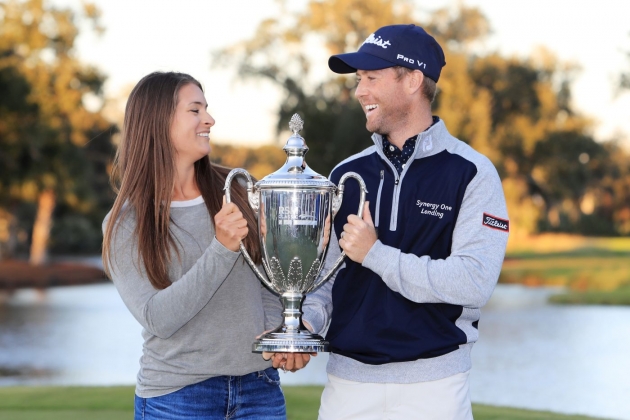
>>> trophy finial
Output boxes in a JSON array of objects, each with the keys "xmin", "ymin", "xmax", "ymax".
[{"xmin": 289, "ymin": 114, "xmax": 304, "ymax": 135}]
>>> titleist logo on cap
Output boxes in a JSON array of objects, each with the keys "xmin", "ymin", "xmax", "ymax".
[{"xmin": 362, "ymin": 33, "xmax": 391, "ymax": 49}]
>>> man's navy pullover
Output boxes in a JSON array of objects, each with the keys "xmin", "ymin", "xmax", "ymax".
[{"xmin": 303, "ymin": 119, "xmax": 509, "ymax": 383}]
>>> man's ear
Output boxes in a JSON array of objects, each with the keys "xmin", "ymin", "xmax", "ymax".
[{"xmin": 406, "ymin": 70, "xmax": 424, "ymax": 95}]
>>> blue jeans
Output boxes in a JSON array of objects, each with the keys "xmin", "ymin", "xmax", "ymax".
[{"xmin": 134, "ymin": 367, "xmax": 286, "ymax": 419}]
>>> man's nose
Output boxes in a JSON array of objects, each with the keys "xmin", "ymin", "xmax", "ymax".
[{"xmin": 354, "ymin": 81, "xmax": 365, "ymax": 99}]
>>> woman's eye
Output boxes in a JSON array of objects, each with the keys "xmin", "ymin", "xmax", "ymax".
[{"xmin": 191, "ymin": 109, "xmax": 199, "ymax": 114}]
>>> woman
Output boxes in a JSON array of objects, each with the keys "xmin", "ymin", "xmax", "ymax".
[{"xmin": 102, "ymin": 71, "xmax": 290, "ymax": 419}]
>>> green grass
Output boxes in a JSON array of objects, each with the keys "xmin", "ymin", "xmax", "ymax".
[
  {"xmin": 471, "ymin": 405, "xmax": 609, "ymax": 420},
  {"xmin": 285, "ymin": 385, "xmax": 324, "ymax": 420},
  {"xmin": 549, "ymin": 283, "xmax": 630, "ymax": 305},
  {"xmin": 0, "ymin": 385, "xmax": 610, "ymax": 420}
]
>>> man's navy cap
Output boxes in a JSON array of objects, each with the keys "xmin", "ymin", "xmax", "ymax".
[{"xmin": 328, "ymin": 24, "xmax": 446, "ymax": 82}]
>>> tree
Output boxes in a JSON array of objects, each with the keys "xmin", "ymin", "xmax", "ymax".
[
  {"xmin": 605, "ymin": 143, "xmax": 630, "ymax": 235},
  {"xmin": 215, "ymin": 1, "xmax": 503, "ymax": 177},
  {"xmin": 620, "ymin": 33, "xmax": 630, "ymax": 92},
  {"xmin": 0, "ymin": 0, "xmax": 116, "ymax": 262},
  {"xmin": 610, "ymin": 36, "xmax": 630, "ymax": 235},
  {"xmin": 210, "ymin": 144, "xmax": 286, "ymax": 180},
  {"xmin": 215, "ymin": 0, "xmax": 418, "ymax": 175},
  {"xmin": 216, "ymin": 0, "xmax": 629, "ymax": 236}
]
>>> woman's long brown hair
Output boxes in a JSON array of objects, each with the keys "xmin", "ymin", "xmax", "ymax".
[{"xmin": 102, "ymin": 71, "xmax": 261, "ymax": 290}]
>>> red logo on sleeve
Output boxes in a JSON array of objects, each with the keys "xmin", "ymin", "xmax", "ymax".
[{"xmin": 482, "ymin": 213, "xmax": 509, "ymax": 232}]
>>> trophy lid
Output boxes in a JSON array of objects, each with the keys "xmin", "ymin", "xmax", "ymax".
[{"xmin": 256, "ymin": 114, "xmax": 335, "ymax": 189}]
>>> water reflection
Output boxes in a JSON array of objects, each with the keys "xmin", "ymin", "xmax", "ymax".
[
  {"xmin": 0, "ymin": 284, "xmax": 143, "ymax": 386},
  {"xmin": 471, "ymin": 285, "xmax": 630, "ymax": 420},
  {"xmin": 0, "ymin": 283, "xmax": 627, "ymax": 419}
]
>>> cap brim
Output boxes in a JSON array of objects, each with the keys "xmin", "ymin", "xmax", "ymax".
[{"xmin": 328, "ymin": 52, "xmax": 395, "ymax": 74}]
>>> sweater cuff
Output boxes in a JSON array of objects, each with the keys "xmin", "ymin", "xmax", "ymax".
[
  {"xmin": 362, "ymin": 240, "xmax": 399, "ymax": 278},
  {"xmin": 302, "ymin": 309, "xmax": 324, "ymax": 335},
  {"xmin": 210, "ymin": 236, "xmax": 241, "ymax": 262}
]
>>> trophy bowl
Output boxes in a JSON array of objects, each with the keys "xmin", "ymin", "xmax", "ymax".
[{"xmin": 224, "ymin": 114, "xmax": 366, "ymax": 353}]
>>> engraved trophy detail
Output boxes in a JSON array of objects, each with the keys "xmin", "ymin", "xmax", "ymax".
[{"xmin": 224, "ymin": 114, "xmax": 367, "ymax": 353}]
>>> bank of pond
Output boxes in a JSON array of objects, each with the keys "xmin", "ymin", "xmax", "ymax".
[
  {"xmin": 501, "ymin": 235, "xmax": 630, "ymax": 305},
  {"xmin": 1, "ymin": 235, "xmax": 629, "ymax": 307}
]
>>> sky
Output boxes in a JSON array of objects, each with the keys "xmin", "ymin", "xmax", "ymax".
[{"xmin": 52, "ymin": 0, "xmax": 630, "ymax": 147}]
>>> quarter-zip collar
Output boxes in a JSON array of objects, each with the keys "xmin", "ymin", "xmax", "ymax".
[{"xmin": 369, "ymin": 117, "xmax": 450, "ymax": 231}]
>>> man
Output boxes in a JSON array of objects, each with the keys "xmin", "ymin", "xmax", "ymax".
[{"xmin": 302, "ymin": 24, "xmax": 510, "ymax": 420}]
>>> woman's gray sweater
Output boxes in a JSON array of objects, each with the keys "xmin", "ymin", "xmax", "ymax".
[{"xmin": 103, "ymin": 196, "xmax": 282, "ymax": 398}]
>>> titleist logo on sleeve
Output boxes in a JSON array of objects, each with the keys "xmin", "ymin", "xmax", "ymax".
[{"xmin": 482, "ymin": 213, "xmax": 509, "ymax": 232}]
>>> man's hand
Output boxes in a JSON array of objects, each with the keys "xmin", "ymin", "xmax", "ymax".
[{"xmin": 339, "ymin": 202, "xmax": 377, "ymax": 264}]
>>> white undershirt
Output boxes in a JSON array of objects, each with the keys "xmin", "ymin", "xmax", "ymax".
[{"xmin": 170, "ymin": 195, "xmax": 204, "ymax": 208}]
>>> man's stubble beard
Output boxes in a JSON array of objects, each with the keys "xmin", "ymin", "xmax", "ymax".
[{"xmin": 367, "ymin": 103, "xmax": 410, "ymax": 138}]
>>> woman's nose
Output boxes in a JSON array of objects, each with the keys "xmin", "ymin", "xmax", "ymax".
[{"xmin": 205, "ymin": 112, "xmax": 215, "ymax": 127}]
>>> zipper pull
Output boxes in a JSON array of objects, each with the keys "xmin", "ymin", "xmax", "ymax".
[
  {"xmin": 380, "ymin": 170, "xmax": 384, "ymax": 179},
  {"xmin": 395, "ymin": 178, "xmax": 399, "ymax": 185}
]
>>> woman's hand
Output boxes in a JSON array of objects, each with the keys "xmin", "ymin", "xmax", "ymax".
[
  {"xmin": 259, "ymin": 327, "xmax": 316, "ymax": 373},
  {"xmin": 265, "ymin": 352, "xmax": 316, "ymax": 373},
  {"xmin": 214, "ymin": 196, "xmax": 248, "ymax": 251}
]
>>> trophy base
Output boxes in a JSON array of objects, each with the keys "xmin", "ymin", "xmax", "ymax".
[{"xmin": 253, "ymin": 331, "xmax": 329, "ymax": 353}]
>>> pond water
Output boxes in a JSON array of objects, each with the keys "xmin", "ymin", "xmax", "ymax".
[{"xmin": 0, "ymin": 282, "xmax": 627, "ymax": 420}]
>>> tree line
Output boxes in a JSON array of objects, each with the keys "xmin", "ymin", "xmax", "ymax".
[
  {"xmin": 0, "ymin": 0, "xmax": 629, "ymax": 264},
  {"xmin": 215, "ymin": 0, "xmax": 630, "ymax": 239},
  {"xmin": 0, "ymin": 0, "xmax": 116, "ymax": 262}
]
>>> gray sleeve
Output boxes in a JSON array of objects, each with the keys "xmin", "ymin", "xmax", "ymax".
[
  {"xmin": 260, "ymin": 283, "xmax": 282, "ymax": 331},
  {"xmin": 362, "ymin": 163, "xmax": 509, "ymax": 308},
  {"xmin": 302, "ymin": 229, "xmax": 342, "ymax": 334},
  {"xmin": 107, "ymin": 222, "xmax": 240, "ymax": 339}
]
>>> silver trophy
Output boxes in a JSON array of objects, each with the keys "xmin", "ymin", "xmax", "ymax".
[{"xmin": 224, "ymin": 114, "xmax": 367, "ymax": 353}]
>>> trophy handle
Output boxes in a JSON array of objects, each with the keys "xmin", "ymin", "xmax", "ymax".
[
  {"xmin": 223, "ymin": 168, "xmax": 274, "ymax": 291},
  {"xmin": 306, "ymin": 171, "xmax": 367, "ymax": 293}
]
